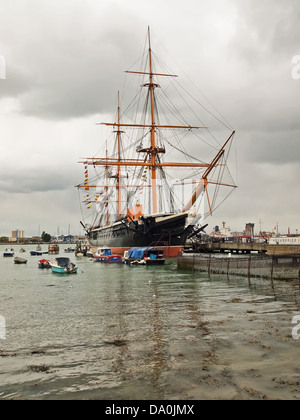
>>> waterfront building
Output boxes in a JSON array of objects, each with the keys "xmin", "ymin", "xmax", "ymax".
[{"xmin": 11, "ymin": 229, "xmax": 25, "ymax": 241}]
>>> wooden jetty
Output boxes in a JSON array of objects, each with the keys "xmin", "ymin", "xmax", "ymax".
[{"xmin": 184, "ymin": 241, "xmax": 300, "ymax": 256}]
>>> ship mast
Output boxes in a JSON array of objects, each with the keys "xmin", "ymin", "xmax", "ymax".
[
  {"xmin": 106, "ymin": 91, "xmax": 123, "ymax": 221},
  {"xmin": 77, "ymin": 27, "xmax": 236, "ymax": 221},
  {"xmin": 92, "ymin": 26, "xmax": 205, "ymax": 216},
  {"xmin": 105, "ymin": 144, "xmax": 110, "ymax": 225},
  {"xmin": 116, "ymin": 91, "xmax": 122, "ymax": 219},
  {"xmin": 148, "ymin": 26, "xmax": 158, "ymax": 213}
]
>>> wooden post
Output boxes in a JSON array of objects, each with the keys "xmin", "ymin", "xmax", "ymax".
[
  {"xmin": 270, "ymin": 256, "xmax": 274, "ymax": 281},
  {"xmin": 247, "ymin": 256, "xmax": 251, "ymax": 279}
]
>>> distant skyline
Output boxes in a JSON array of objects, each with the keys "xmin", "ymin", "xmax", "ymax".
[
  {"xmin": 1, "ymin": 225, "xmax": 83, "ymax": 238},
  {"xmin": 0, "ymin": 0, "xmax": 299, "ymax": 237}
]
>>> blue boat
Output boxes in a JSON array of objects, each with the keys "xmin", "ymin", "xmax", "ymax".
[
  {"xmin": 30, "ymin": 245, "xmax": 43, "ymax": 256},
  {"xmin": 3, "ymin": 248, "xmax": 14, "ymax": 257},
  {"xmin": 123, "ymin": 247, "xmax": 166, "ymax": 266},
  {"xmin": 49, "ymin": 257, "xmax": 78, "ymax": 274},
  {"xmin": 30, "ymin": 250, "xmax": 43, "ymax": 256}
]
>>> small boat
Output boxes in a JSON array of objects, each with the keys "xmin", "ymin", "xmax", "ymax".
[
  {"xmin": 102, "ymin": 254, "xmax": 122, "ymax": 263},
  {"xmin": 64, "ymin": 247, "xmax": 75, "ymax": 253},
  {"xmin": 30, "ymin": 245, "xmax": 43, "ymax": 256},
  {"xmin": 49, "ymin": 257, "xmax": 78, "ymax": 274},
  {"xmin": 3, "ymin": 248, "xmax": 14, "ymax": 257},
  {"xmin": 86, "ymin": 249, "xmax": 94, "ymax": 257},
  {"xmin": 94, "ymin": 247, "xmax": 111, "ymax": 260},
  {"xmin": 30, "ymin": 250, "xmax": 43, "ymax": 256},
  {"xmin": 94, "ymin": 247, "xmax": 112, "ymax": 257},
  {"xmin": 38, "ymin": 259, "xmax": 51, "ymax": 269},
  {"xmin": 93, "ymin": 247, "xmax": 122, "ymax": 263},
  {"xmin": 48, "ymin": 243, "xmax": 60, "ymax": 254},
  {"xmin": 75, "ymin": 240, "xmax": 91, "ymax": 257},
  {"xmin": 123, "ymin": 247, "xmax": 166, "ymax": 266},
  {"xmin": 14, "ymin": 256, "xmax": 27, "ymax": 264},
  {"xmin": 19, "ymin": 248, "xmax": 26, "ymax": 253}
]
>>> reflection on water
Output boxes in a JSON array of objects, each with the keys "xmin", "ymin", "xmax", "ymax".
[{"xmin": 1, "ymin": 245, "xmax": 300, "ymax": 400}]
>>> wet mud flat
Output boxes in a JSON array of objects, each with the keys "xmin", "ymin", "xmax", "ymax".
[
  {"xmin": 1, "ymin": 257, "xmax": 300, "ymax": 400},
  {"xmin": 164, "ymin": 294, "xmax": 300, "ymax": 400}
]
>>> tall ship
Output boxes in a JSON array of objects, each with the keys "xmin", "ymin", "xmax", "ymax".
[{"xmin": 76, "ymin": 28, "xmax": 237, "ymax": 257}]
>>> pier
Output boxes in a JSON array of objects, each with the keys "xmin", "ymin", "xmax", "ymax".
[
  {"xmin": 184, "ymin": 241, "xmax": 300, "ymax": 256},
  {"xmin": 179, "ymin": 241, "xmax": 300, "ymax": 280}
]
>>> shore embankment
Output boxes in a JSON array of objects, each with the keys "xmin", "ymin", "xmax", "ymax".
[{"xmin": 186, "ymin": 242, "xmax": 300, "ymax": 256}]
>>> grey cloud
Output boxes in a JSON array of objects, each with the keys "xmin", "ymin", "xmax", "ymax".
[
  {"xmin": 0, "ymin": 166, "xmax": 76, "ymax": 194},
  {"xmin": 232, "ymin": 0, "xmax": 300, "ymax": 61},
  {"xmin": 0, "ymin": 65, "xmax": 33, "ymax": 96},
  {"xmin": 0, "ymin": 2, "xmax": 144, "ymax": 119},
  {"xmin": 244, "ymin": 130, "xmax": 300, "ymax": 164}
]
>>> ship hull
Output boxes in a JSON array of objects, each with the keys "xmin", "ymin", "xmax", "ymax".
[{"xmin": 87, "ymin": 212, "xmax": 192, "ymax": 257}]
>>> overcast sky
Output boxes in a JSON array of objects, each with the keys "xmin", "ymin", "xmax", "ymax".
[{"xmin": 0, "ymin": 0, "xmax": 299, "ymax": 237}]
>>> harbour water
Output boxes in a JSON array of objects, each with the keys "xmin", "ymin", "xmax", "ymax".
[{"xmin": 1, "ymin": 244, "xmax": 300, "ymax": 400}]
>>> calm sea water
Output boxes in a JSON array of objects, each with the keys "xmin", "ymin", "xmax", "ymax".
[{"xmin": 1, "ymin": 244, "xmax": 300, "ymax": 400}]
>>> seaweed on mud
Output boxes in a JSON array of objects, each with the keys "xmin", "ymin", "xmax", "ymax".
[
  {"xmin": 104, "ymin": 339, "xmax": 128, "ymax": 347},
  {"xmin": 27, "ymin": 364, "xmax": 52, "ymax": 373}
]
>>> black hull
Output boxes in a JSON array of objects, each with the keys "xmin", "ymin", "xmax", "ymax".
[{"xmin": 87, "ymin": 213, "xmax": 193, "ymax": 251}]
